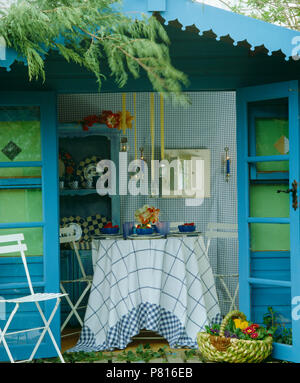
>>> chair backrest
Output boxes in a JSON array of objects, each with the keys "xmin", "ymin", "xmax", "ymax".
[
  {"xmin": 59, "ymin": 226, "xmax": 78, "ymax": 244},
  {"xmin": 59, "ymin": 225, "xmax": 86, "ymax": 278},
  {"xmin": 205, "ymin": 223, "xmax": 238, "ymax": 239},
  {"xmin": 0, "ymin": 233, "xmax": 34, "ymax": 295}
]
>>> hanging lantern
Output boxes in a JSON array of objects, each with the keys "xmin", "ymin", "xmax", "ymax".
[
  {"xmin": 160, "ymin": 93, "xmax": 164, "ymax": 160},
  {"xmin": 120, "ymin": 137, "xmax": 129, "ymax": 152},
  {"xmin": 150, "ymin": 93, "xmax": 155, "ymax": 162},
  {"xmin": 134, "ymin": 93, "xmax": 137, "ymax": 160},
  {"xmin": 139, "ymin": 147, "xmax": 146, "ymax": 162},
  {"xmin": 122, "ymin": 93, "xmax": 127, "ymax": 134}
]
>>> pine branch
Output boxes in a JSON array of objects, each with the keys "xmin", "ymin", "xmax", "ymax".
[
  {"xmin": 0, "ymin": 0, "xmax": 189, "ymax": 104},
  {"xmin": 222, "ymin": 0, "xmax": 300, "ymax": 30}
]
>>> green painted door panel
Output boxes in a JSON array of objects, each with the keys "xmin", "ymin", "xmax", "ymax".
[{"xmin": 0, "ymin": 189, "xmax": 43, "ymax": 223}]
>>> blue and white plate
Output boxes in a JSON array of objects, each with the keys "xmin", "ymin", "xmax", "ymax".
[
  {"xmin": 92, "ymin": 234, "xmax": 123, "ymax": 240},
  {"xmin": 127, "ymin": 234, "xmax": 164, "ymax": 240},
  {"xmin": 169, "ymin": 231, "xmax": 203, "ymax": 237}
]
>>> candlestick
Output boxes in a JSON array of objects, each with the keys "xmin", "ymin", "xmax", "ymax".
[
  {"xmin": 150, "ymin": 93, "xmax": 155, "ymax": 163},
  {"xmin": 225, "ymin": 146, "xmax": 230, "ymax": 182},
  {"xmin": 134, "ymin": 93, "xmax": 137, "ymax": 160},
  {"xmin": 122, "ymin": 93, "xmax": 126, "ymax": 134},
  {"xmin": 160, "ymin": 93, "xmax": 164, "ymax": 160}
]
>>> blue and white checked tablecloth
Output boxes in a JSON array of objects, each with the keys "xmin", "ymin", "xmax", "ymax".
[{"xmin": 68, "ymin": 236, "xmax": 221, "ymax": 352}]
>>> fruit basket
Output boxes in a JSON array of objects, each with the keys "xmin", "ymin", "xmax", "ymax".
[
  {"xmin": 197, "ymin": 310, "xmax": 273, "ymax": 363},
  {"xmin": 100, "ymin": 222, "xmax": 119, "ymax": 234},
  {"xmin": 178, "ymin": 223, "xmax": 196, "ymax": 232}
]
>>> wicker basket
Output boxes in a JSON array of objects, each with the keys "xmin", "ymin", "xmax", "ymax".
[{"xmin": 197, "ymin": 310, "xmax": 273, "ymax": 363}]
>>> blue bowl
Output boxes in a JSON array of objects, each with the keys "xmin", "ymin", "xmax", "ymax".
[
  {"xmin": 178, "ymin": 225, "xmax": 196, "ymax": 233},
  {"xmin": 136, "ymin": 228, "xmax": 153, "ymax": 235},
  {"xmin": 100, "ymin": 227, "xmax": 119, "ymax": 235}
]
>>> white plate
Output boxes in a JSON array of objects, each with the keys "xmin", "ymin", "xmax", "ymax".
[
  {"xmin": 92, "ymin": 234, "xmax": 123, "ymax": 240},
  {"xmin": 68, "ymin": 223, "xmax": 82, "ymax": 241},
  {"xmin": 127, "ymin": 234, "xmax": 164, "ymax": 240}
]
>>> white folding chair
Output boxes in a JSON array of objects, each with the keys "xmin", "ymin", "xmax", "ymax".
[
  {"xmin": 60, "ymin": 225, "xmax": 93, "ymax": 335},
  {"xmin": 205, "ymin": 223, "xmax": 239, "ymax": 312},
  {"xmin": 0, "ymin": 233, "xmax": 67, "ymax": 363}
]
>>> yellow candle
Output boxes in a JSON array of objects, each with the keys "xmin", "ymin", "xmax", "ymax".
[
  {"xmin": 122, "ymin": 93, "xmax": 126, "ymax": 134},
  {"xmin": 150, "ymin": 93, "xmax": 155, "ymax": 162},
  {"xmin": 134, "ymin": 93, "xmax": 137, "ymax": 160},
  {"xmin": 160, "ymin": 93, "xmax": 164, "ymax": 160}
]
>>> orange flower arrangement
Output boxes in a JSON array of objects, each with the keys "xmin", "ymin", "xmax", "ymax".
[
  {"xmin": 135, "ymin": 205, "xmax": 160, "ymax": 228},
  {"xmin": 81, "ymin": 111, "xmax": 134, "ymax": 131}
]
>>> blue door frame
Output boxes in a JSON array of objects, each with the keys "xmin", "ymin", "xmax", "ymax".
[
  {"xmin": 236, "ymin": 81, "xmax": 300, "ymax": 362},
  {"xmin": 0, "ymin": 92, "xmax": 60, "ymax": 361}
]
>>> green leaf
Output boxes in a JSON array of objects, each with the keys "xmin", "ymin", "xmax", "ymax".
[{"xmin": 0, "ymin": 0, "xmax": 189, "ymax": 104}]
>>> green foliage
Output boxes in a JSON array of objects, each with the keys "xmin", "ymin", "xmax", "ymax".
[
  {"xmin": 206, "ymin": 316, "xmax": 275, "ymax": 341},
  {"xmin": 206, "ymin": 307, "xmax": 292, "ymax": 345},
  {"xmin": 220, "ymin": 0, "xmax": 300, "ymax": 30},
  {"xmin": 33, "ymin": 344, "xmax": 175, "ymax": 363},
  {"xmin": 263, "ymin": 306, "xmax": 292, "ymax": 345},
  {"xmin": 184, "ymin": 349, "xmax": 197, "ymax": 358},
  {"xmin": 0, "ymin": 0, "xmax": 189, "ymax": 103}
]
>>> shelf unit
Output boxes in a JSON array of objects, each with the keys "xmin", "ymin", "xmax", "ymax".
[
  {"xmin": 58, "ymin": 122, "xmax": 121, "ymax": 325},
  {"xmin": 58, "ymin": 122, "xmax": 121, "ymax": 225}
]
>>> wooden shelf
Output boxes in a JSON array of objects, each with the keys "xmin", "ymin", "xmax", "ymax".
[
  {"xmin": 58, "ymin": 123, "xmax": 121, "ymax": 138},
  {"xmin": 59, "ymin": 188, "xmax": 110, "ymax": 197}
]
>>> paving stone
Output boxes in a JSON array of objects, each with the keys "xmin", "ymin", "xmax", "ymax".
[
  {"xmin": 165, "ymin": 352, "xmax": 185, "ymax": 363},
  {"xmin": 185, "ymin": 358, "xmax": 203, "ymax": 363},
  {"xmin": 148, "ymin": 358, "xmax": 166, "ymax": 363},
  {"xmin": 93, "ymin": 359, "xmax": 109, "ymax": 363}
]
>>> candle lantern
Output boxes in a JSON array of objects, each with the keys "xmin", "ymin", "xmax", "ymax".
[
  {"xmin": 224, "ymin": 146, "xmax": 231, "ymax": 182},
  {"xmin": 120, "ymin": 137, "xmax": 129, "ymax": 152}
]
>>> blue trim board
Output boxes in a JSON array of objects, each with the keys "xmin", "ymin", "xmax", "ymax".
[
  {"xmin": 0, "ymin": 1, "xmax": 299, "ymax": 71},
  {"xmin": 251, "ymin": 251, "xmax": 290, "ymax": 283},
  {"xmin": 0, "ymin": 162, "xmax": 42, "ymax": 168},
  {"xmin": 0, "ymin": 3, "xmax": 300, "ymax": 96},
  {"xmin": 41, "ymin": 91, "xmax": 61, "ymax": 355},
  {"xmin": 236, "ymin": 87, "xmax": 251, "ymax": 320},
  {"xmin": 247, "ymin": 155, "xmax": 289, "ymax": 162},
  {"xmin": 0, "ymin": 178, "xmax": 42, "ymax": 186}
]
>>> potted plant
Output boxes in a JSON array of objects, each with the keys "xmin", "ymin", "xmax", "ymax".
[
  {"xmin": 69, "ymin": 173, "xmax": 81, "ymax": 190},
  {"xmin": 59, "ymin": 176, "xmax": 65, "ymax": 189}
]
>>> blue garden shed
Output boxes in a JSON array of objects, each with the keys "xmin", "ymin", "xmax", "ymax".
[{"xmin": 1, "ymin": 0, "xmax": 300, "ymax": 362}]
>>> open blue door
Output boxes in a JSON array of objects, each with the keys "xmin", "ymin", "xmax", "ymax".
[
  {"xmin": 236, "ymin": 81, "xmax": 300, "ymax": 362},
  {"xmin": 0, "ymin": 92, "xmax": 60, "ymax": 361}
]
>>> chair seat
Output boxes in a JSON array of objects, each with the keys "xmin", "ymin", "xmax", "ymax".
[{"xmin": 0, "ymin": 292, "xmax": 67, "ymax": 304}]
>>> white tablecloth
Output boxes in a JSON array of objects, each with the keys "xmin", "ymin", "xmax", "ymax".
[{"xmin": 69, "ymin": 236, "xmax": 221, "ymax": 351}]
